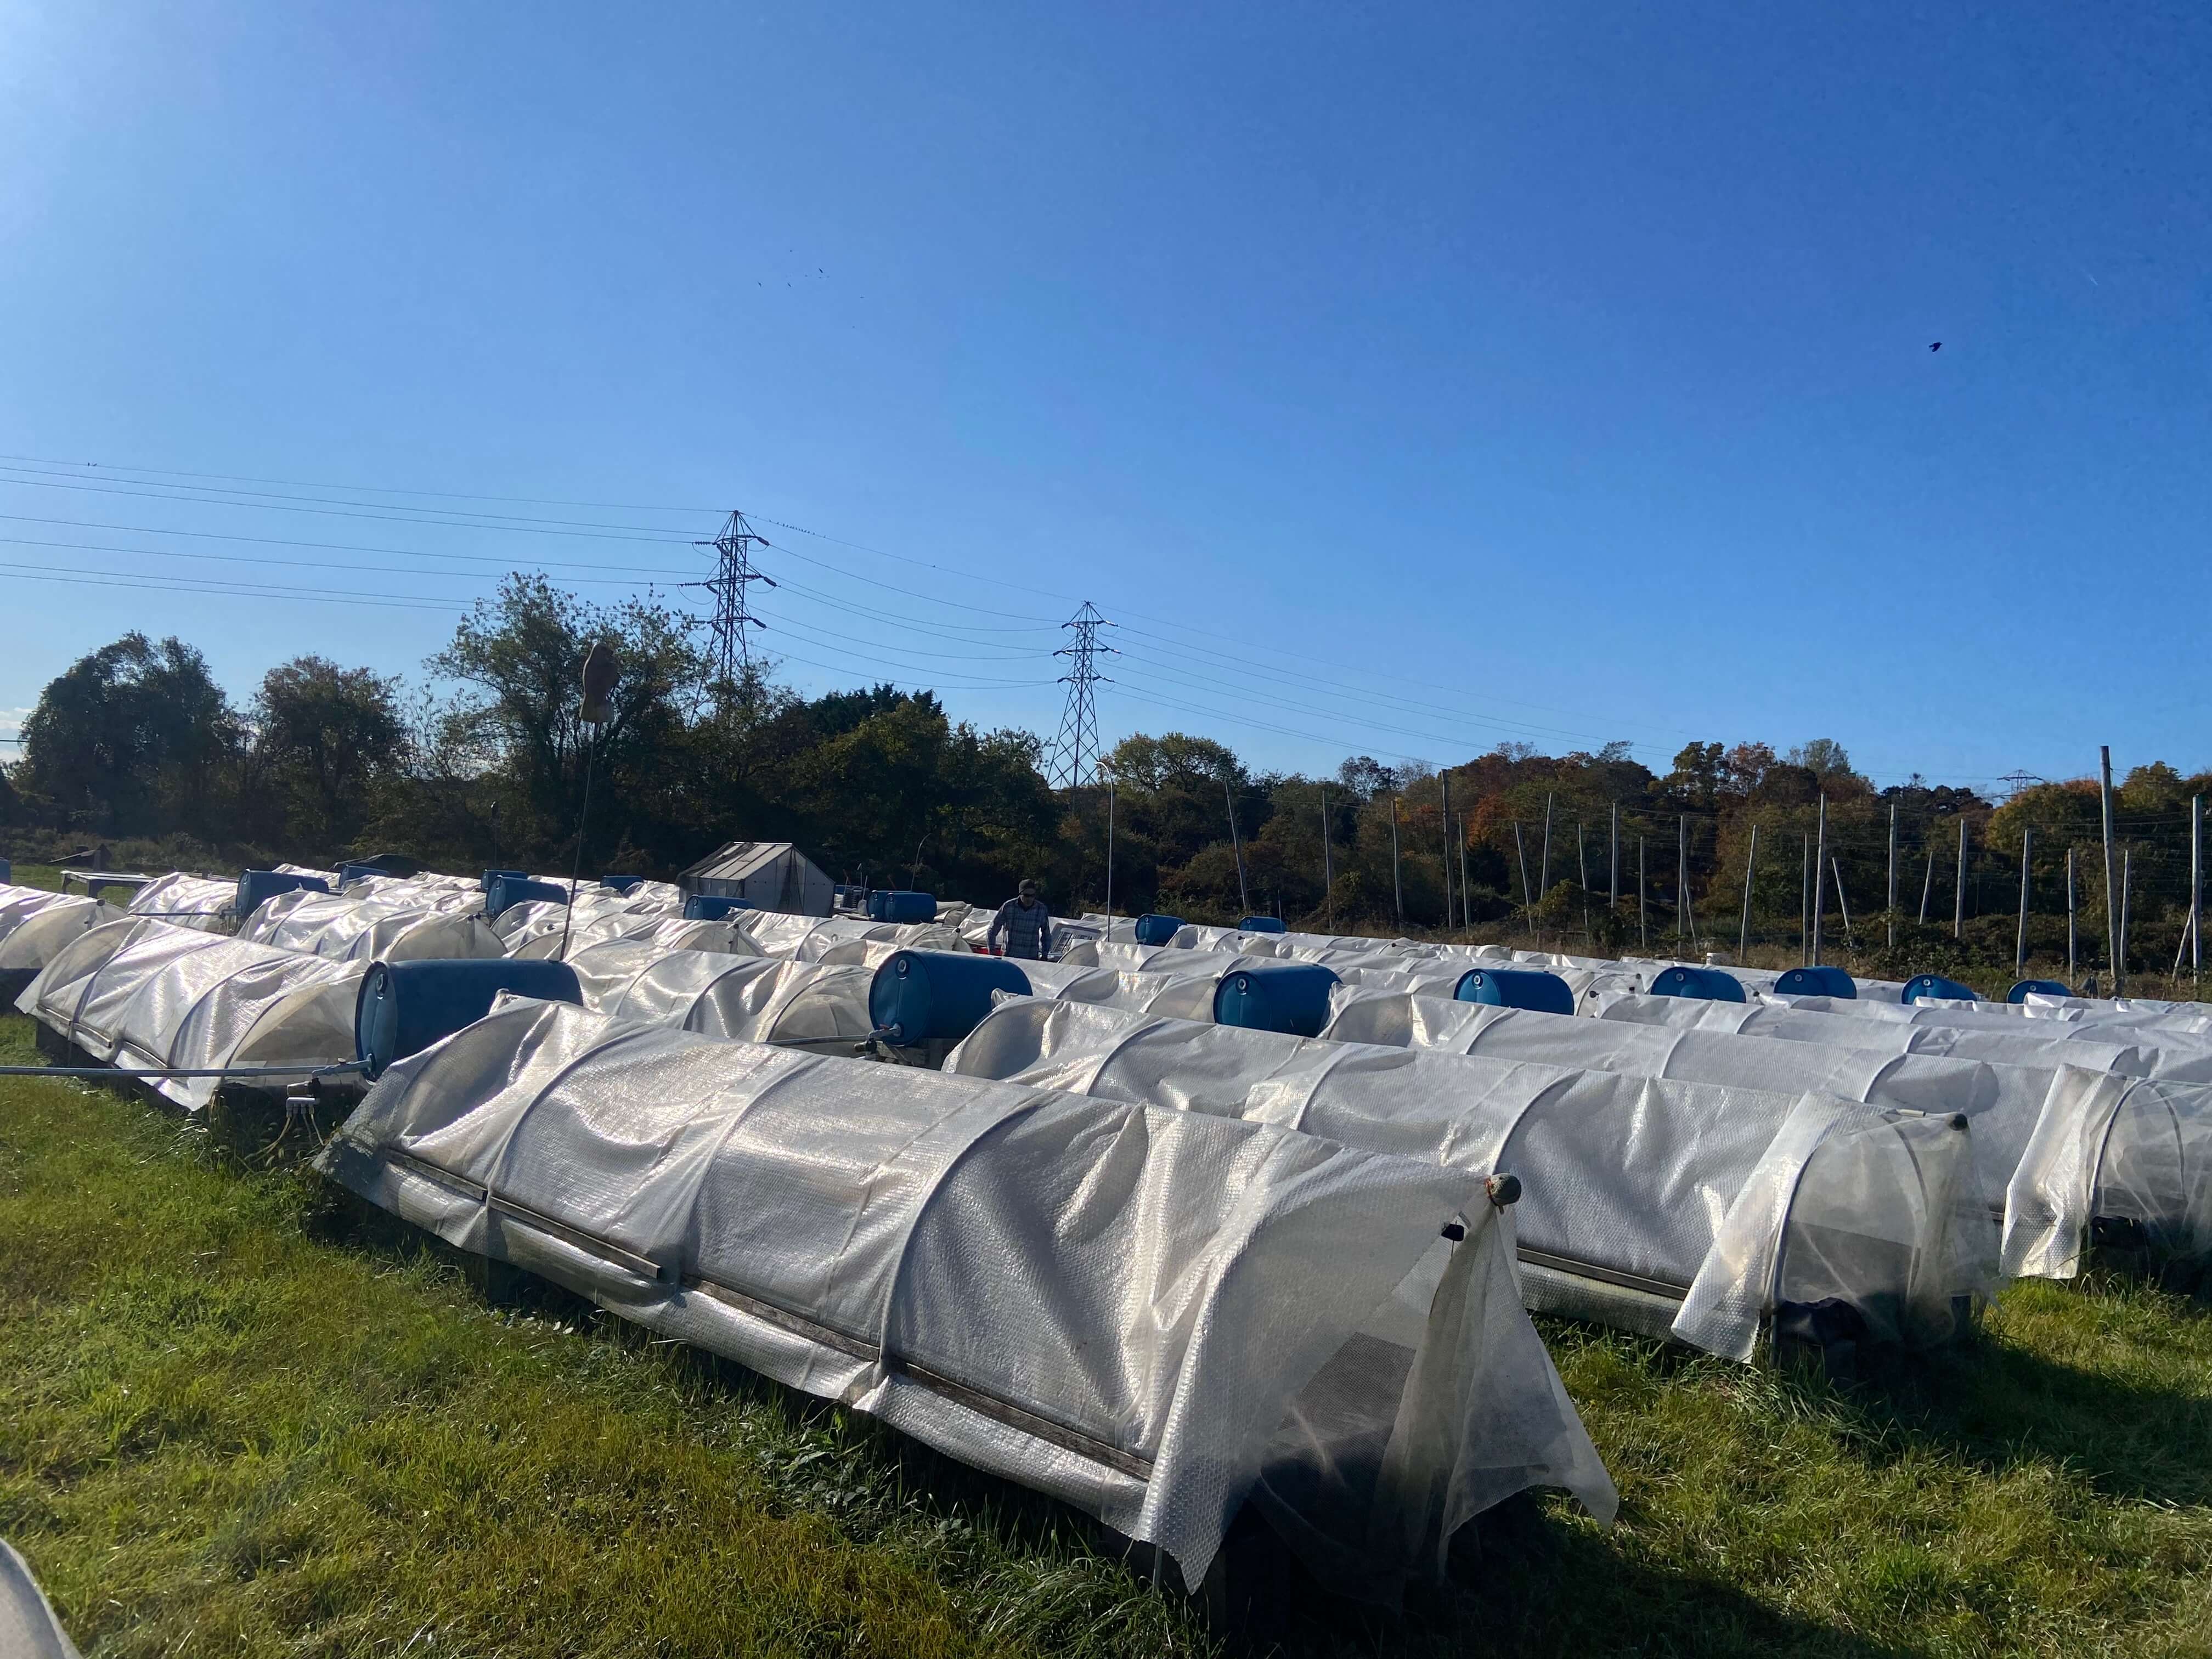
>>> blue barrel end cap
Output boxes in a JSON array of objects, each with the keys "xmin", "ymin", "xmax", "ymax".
[
  {"xmin": 355, "ymin": 957, "xmax": 583, "ymax": 1080},
  {"xmin": 1452, "ymin": 966, "xmax": 1575, "ymax": 1015},
  {"xmin": 1213, "ymin": 962, "xmax": 1342, "ymax": 1037},
  {"xmin": 1775, "ymin": 965, "xmax": 1857, "ymax": 999},
  {"xmin": 867, "ymin": 949, "xmax": 1031, "ymax": 1043},
  {"xmin": 1649, "ymin": 964, "xmax": 1748, "ymax": 1003},
  {"xmin": 1903, "ymin": 973, "xmax": 1979, "ymax": 1004}
]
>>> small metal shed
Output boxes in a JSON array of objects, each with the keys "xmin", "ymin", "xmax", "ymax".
[{"xmin": 678, "ymin": 840, "xmax": 834, "ymax": 917}]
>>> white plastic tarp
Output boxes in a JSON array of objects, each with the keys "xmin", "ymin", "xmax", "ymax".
[
  {"xmin": 0, "ymin": 1542, "xmax": 81, "ymax": 1659},
  {"xmin": 568, "ymin": 939, "xmax": 873, "ymax": 1052},
  {"xmin": 741, "ymin": 913, "xmax": 968, "ymax": 964},
  {"xmin": 0, "ymin": 885, "xmax": 127, "ymax": 975},
  {"xmin": 239, "ymin": 889, "xmax": 504, "ymax": 962},
  {"xmin": 2003, "ymin": 1066, "xmax": 2212, "ymax": 1279},
  {"xmin": 126, "ymin": 872, "xmax": 235, "ymax": 932},
  {"xmin": 1592, "ymin": 988, "xmax": 2212, "ymax": 1082},
  {"xmin": 18, "ymin": 917, "xmax": 362, "ymax": 1109},
  {"xmin": 318, "ymin": 997, "xmax": 1613, "ymax": 1593},
  {"xmin": 947, "ymin": 999, "xmax": 1987, "ymax": 1361},
  {"xmin": 1324, "ymin": 989, "xmax": 2059, "ymax": 1220}
]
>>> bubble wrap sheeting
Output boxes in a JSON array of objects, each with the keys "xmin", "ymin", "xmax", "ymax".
[
  {"xmin": 18, "ymin": 917, "xmax": 362, "ymax": 1108},
  {"xmin": 1073, "ymin": 943, "xmax": 1269, "ymax": 977},
  {"xmin": 2018, "ymin": 992, "xmax": 2212, "ymax": 1029},
  {"xmin": 316, "ymin": 998, "xmax": 1611, "ymax": 1593},
  {"xmin": 1920, "ymin": 995, "xmax": 2212, "ymax": 1047},
  {"xmin": 1593, "ymin": 990, "xmax": 2179, "ymax": 1077},
  {"xmin": 0, "ymin": 885, "xmax": 126, "ymax": 972},
  {"xmin": 493, "ymin": 887, "xmax": 681, "ymax": 952},
  {"xmin": 567, "ymin": 940, "xmax": 874, "ymax": 1049},
  {"xmin": 126, "ymin": 873, "xmax": 236, "ymax": 931},
  {"xmin": 1009, "ymin": 961, "xmax": 1222, "ymax": 1022},
  {"xmin": 735, "ymin": 913, "xmax": 967, "ymax": 964},
  {"xmin": 507, "ymin": 908, "xmax": 758, "ymax": 961},
  {"xmin": 568, "ymin": 915, "xmax": 763, "ymax": 961},
  {"xmin": 1324, "ymin": 990, "xmax": 2053, "ymax": 1214},
  {"xmin": 238, "ymin": 890, "xmax": 504, "ymax": 962},
  {"xmin": 0, "ymin": 1541, "xmax": 81, "ymax": 1659},
  {"xmin": 945, "ymin": 998, "xmax": 1978, "ymax": 1359},
  {"xmin": 2004, "ymin": 1068, "xmax": 2212, "ymax": 1278}
]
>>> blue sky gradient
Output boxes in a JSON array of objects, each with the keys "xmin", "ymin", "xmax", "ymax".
[{"xmin": 2, "ymin": 2, "xmax": 2205, "ymax": 787}]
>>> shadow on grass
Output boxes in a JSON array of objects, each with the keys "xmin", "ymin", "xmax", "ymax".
[
  {"xmin": 1730, "ymin": 1304, "xmax": 2212, "ymax": 1513},
  {"xmin": 302, "ymin": 1180, "xmax": 1917, "ymax": 1659}
]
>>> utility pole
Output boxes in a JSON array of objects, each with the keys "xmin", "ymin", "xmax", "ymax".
[
  {"xmin": 1104, "ymin": 776, "xmax": 1116, "ymax": 924},
  {"xmin": 1812, "ymin": 795, "xmax": 1828, "ymax": 967},
  {"xmin": 1677, "ymin": 814, "xmax": 1690, "ymax": 947},
  {"xmin": 1577, "ymin": 820, "xmax": 1590, "ymax": 944},
  {"xmin": 1514, "ymin": 822, "xmax": 1535, "ymax": 935},
  {"xmin": 1458, "ymin": 827, "xmax": 1472, "ymax": 945},
  {"xmin": 1319, "ymin": 787, "xmax": 1334, "ymax": 932},
  {"xmin": 1739, "ymin": 822, "xmax": 1759, "ymax": 961},
  {"xmin": 2016, "ymin": 827, "xmax": 2032, "ymax": 977},
  {"xmin": 1223, "ymin": 774, "xmax": 1249, "ymax": 917},
  {"xmin": 1440, "ymin": 774, "xmax": 1456, "ymax": 933},
  {"xmin": 2119, "ymin": 848, "xmax": 2132, "ymax": 989},
  {"xmin": 687, "ymin": 510, "xmax": 776, "ymax": 701},
  {"xmin": 1638, "ymin": 836, "xmax": 1647, "ymax": 950},
  {"xmin": 2194, "ymin": 795, "xmax": 2205, "ymax": 981},
  {"xmin": 2066, "ymin": 847, "xmax": 2077, "ymax": 981},
  {"xmin": 2100, "ymin": 746, "xmax": 2121, "ymax": 993},
  {"xmin": 1610, "ymin": 804, "xmax": 1620, "ymax": 909},
  {"xmin": 1045, "ymin": 602, "xmax": 1114, "ymax": 788},
  {"xmin": 1954, "ymin": 815, "xmax": 1969, "ymax": 941},
  {"xmin": 1390, "ymin": 795, "xmax": 1404, "ymax": 929},
  {"xmin": 1886, "ymin": 803, "xmax": 1899, "ymax": 949},
  {"xmin": 1920, "ymin": 841, "xmax": 1936, "ymax": 925},
  {"xmin": 1801, "ymin": 833, "xmax": 1812, "ymax": 966},
  {"xmin": 1833, "ymin": 859, "xmax": 1855, "ymax": 949}
]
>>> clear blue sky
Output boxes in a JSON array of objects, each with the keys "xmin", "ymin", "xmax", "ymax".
[{"xmin": 2, "ymin": 1, "xmax": 2205, "ymax": 789}]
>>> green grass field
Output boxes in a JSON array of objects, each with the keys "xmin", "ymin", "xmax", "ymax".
[{"xmin": 7, "ymin": 1026, "xmax": 2212, "ymax": 1654}]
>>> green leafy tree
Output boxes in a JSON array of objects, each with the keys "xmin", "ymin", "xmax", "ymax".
[
  {"xmin": 248, "ymin": 657, "xmax": 408, "ymax": 855},
  {"xmin": 16, "ymin": 633, "xmax": 240, "ymax": 836}
]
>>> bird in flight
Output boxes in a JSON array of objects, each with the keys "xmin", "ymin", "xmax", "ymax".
[{"xmin": 1929, "ymin": 341, "xmax": 1942, "ymax": 352}]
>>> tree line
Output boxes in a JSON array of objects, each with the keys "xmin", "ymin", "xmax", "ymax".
[{"xmin": 2, "ymin": 573, "xmax": 2201, "ymax": 977}]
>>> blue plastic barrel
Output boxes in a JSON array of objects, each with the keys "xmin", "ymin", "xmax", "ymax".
[
  {"xmin": 2006, "ymin": 979, "xmax": 2072, "ymax": 1003},
  {"xmin": 335, "ymin": 862, "xmax": 386, "ymax": 887},
  {"xmin": 0, "ymin": 857, "xmax": 11, "ymax": 884},
  {"xmin": 1214, "ymin": 963, "xmax": 1341, "ymax": 1037},
  {"xmin": 1452, "ymin": 967, "xmax": 1575, "ymax": 1015},
  {"xmin": 481, "ymin": 868, "xmax": 528, "ymax": 892},
  {"xmin": 1902, "ymin": 974, "xmax": 1978, "ymax": 1004},
  {"xmin": 599, "ymin": 875, "xmax": 644, "ymax": 895},
  {"xmin": 1237, "ymin": 916, "xmax": 1288, "ymax": 934},
  {"xmin": 868, "ymin": 949, "xmax": 1031, "ymax": 1043},
  {"xmin": 235, "ymin": 869, "xmax": 331, "ymax": 919},
  {"xmin": 354, "ymin": 958, "xmax": 583, "ymax": 1079},
  {"xmin": 683, "ymin": 894, "xmax": 753, "ymax": 921},
  {"xmin": 1649, "ymin": 965, "xmax": 1748, "ymax": 1003},
  {"xmin": 867, "ymin": 890, "xmax": 938, "ymax": 925},
  {"xmin": 485, "ymin": 875, "xmax": 572, "ymax": 919},
  {"xmin": 1775, "ymin": 966, "xmax": 1857, "ymax": 999},
  {"xmin": 1132, "ymin": 913, "xmax": 1185, "ymax": 947}
]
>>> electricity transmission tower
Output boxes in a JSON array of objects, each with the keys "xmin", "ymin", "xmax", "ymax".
[
  {"xmin": 1046, "ymin": 601, "xmax": 1114, "ymax": 788},
  {"xmin": 686, "ymin": 510, "xmax": 776, "ymax": 693}
]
